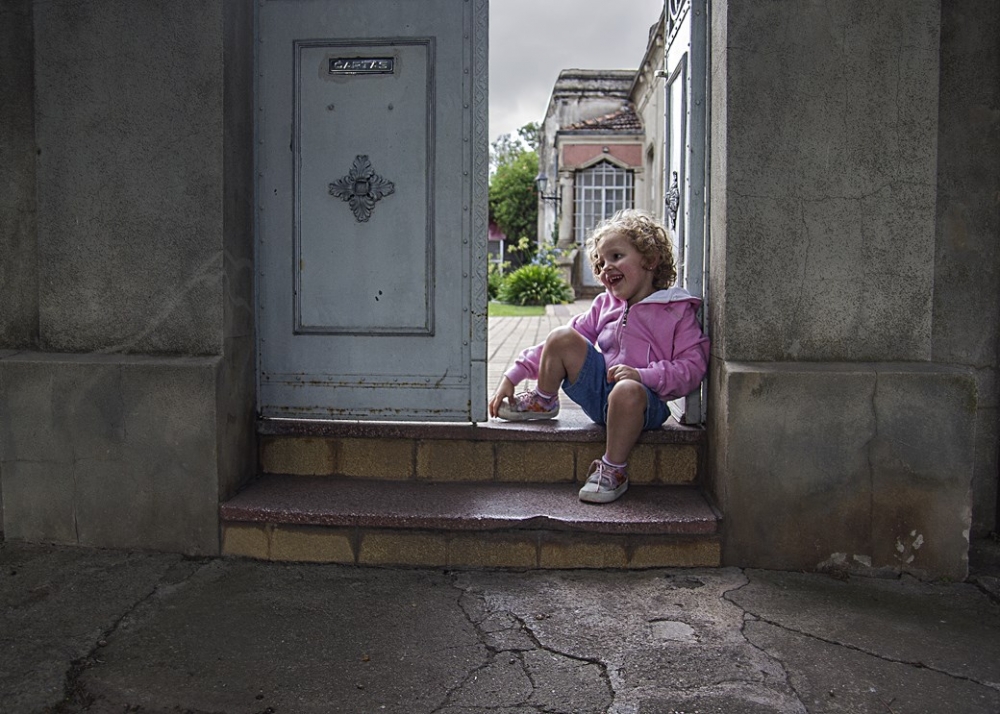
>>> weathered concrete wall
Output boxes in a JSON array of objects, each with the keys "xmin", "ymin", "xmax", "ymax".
[
  {"xmin": 217, "ymin": 1, "xmax": 257, "ymax": 502},
  {"xmin": 0, "ymin": 0, "xmax": 38, "ymax": 533},
  {"xmin": 716, "ymin": 362, "xmax": 976, "ymax": 581},
  {"xmin": 32, "ymin": 1, "xmax": 225, "ymax": 355},
  {"xmin": 0, "ymin": 0, "xmax": 38, "ymax": 350},
  {"xmin": 0, "ymin": 355, "xmax": 220, "ymax": 552},
  {"xmin": 933, "ymin": 1, "xmax": 1000, "ymax": 535},
  {"xmin": 713, "ymin": 0, "xmax": 941, "ymax": 362},
  {"xmin": 707, "ymin": 0, "xmax": 989, "ymax": 578},
  {"xmin": 631, "ymin": 28, "xmax": 666, "ymax": 217},
  {"xmin": 0, "ymin": 0, "xmax": 256, "ymax": 553}
]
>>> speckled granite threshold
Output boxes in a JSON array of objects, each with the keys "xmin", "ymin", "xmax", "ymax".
[
  {"xmin": 258, "ymin": 411, "xmax": 705, "ymax": 445},
  {"xmin": 221, "ymin": 476, "xmax": 720, "ymax": 536}
]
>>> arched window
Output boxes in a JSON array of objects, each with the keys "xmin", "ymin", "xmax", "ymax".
[{"xmin": 573, "ymin": 160, "xmax": 634, "ymax": 246}]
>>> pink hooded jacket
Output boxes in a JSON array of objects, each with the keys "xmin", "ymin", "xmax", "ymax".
[{"xmin": 504, "ymin": 288, "xmax": 710, "ymax": 402}]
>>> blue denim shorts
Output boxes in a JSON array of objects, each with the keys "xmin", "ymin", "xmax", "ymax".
[{"xmin": 561, "ymin": 342, "xmax": 670, "ymax": 430}]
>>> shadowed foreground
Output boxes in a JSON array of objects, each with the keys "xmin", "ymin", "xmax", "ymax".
[{"xmin": 2, "ymin": 540, "xmax": 999, "ymax": 714}]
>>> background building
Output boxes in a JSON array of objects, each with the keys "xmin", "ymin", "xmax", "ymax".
[{"xmin": 537, "ymin": 17, "xmax": 666, "ymax": 296}]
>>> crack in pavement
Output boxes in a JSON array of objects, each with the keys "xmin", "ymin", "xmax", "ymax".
[
  {"xmin": 511, "ymin": 610, "xmax": 613, "ymax": 682},
  {"xmin": 722, "ymin": 572, "xmax": 810, "ymax": 713},
  {"xmin": 740, "ymin": 611, "xmax": 810, "ymax": 712},
  {"xmin": 449, "ymin": 575, "xmax": 613, "ymax": 714},
  {"xmin": 745, "ymin": 611, "xmax": 998, "ymax": 691},
  {"xmin": 50, "ymin": 556, "xmax": 214, "ymax": 713},
  {"xmin": 722, "ymin": 575, "xmax": 1000, "ymax": 693},
  {"xmin": 434, "ymin": 576, "xmax": 535, "ymax": 713}
]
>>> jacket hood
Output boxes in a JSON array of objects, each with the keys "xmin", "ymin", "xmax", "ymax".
[{"xmin": 633, "ymin": 287, "xmax": 702, "ymax": 306}]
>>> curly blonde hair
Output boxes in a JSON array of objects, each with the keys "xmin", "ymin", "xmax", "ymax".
[{"xmin": 586, "ymin": 209, "xmax": 677, "ymax": 289}]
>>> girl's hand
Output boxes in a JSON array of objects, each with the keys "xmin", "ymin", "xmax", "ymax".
[
  {"xmin": 488, "ymin": 376, "xmax": 516, "ymax": 418},
  {"xmin": 607, "ymin": 365, "xmax": 640, "ymax": 383}
]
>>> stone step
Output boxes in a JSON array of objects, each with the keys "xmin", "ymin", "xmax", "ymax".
[
  {"xmin": 258, "ymin": 411, "xmax": 705, "ymax": 485},
  {"xmin": 221, "ymin": 476, "xmax": 721, "ymax": 569}
]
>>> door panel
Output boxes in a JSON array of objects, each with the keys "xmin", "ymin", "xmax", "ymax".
[
  {"xmin": 664, "ymin": 0, "xmax": 708, "ymax": 425},
  {"xmin": 296, "ymin": 41, "xmax": 432, "ymax": 335},
  {"xmin": 256, "ymin": 0, "xmax": 488, "ymax": 421}
]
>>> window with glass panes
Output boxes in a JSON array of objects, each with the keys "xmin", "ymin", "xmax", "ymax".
[{"xmin": 573, "ymin": 161, "xmax": 634, "ymax": 245}]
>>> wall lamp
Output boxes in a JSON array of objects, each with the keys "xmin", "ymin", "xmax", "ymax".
[{"xmin": 534, "ymin": 173, "xmax": 561, "ymax": 204}]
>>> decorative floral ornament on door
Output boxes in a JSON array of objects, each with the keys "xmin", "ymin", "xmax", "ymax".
[
  {"xmin": 329, "ymin": 155, "xmax": 395, "ymax": 222},
  {"xmin": 666, "ymin": 171, "xmax": 680, "ymax": 230}
]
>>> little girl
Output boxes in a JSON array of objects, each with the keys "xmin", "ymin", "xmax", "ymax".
[{"xmin": 489, "ymin": 209, "xmax": 709, "ymax": 504}]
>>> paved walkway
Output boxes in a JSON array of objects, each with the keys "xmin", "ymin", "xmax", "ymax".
[
  {"xmin": 3, "ymin": 539, "xmax": 999, "ymax": 714},
  {"xmin": 487, "ymin": 299, "xmax": 591, "ymax": 407}
]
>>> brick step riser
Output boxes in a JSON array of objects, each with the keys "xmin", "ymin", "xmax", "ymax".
[
  {"xmin": 222, "ymin": 521, "xmax": 721, "ymax": 569},
  {"xmin": 260, "ymin": 436, "xmax": 701, "ymax": 485}
]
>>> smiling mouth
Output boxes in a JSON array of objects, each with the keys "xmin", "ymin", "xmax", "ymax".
[{"xmin": 605, "ymin": 274, "xmax": 623, "ymax": 286}]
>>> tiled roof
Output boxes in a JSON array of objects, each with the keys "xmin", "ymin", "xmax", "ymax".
[{"xmin": 563, "ymin": 106, "xmax": 643, "ymax": 133}]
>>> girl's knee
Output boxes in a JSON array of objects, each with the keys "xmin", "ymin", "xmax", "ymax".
[
  {"xmin": 545, "ymin": 326, "xmax": 587, "ymax": 352},
  {"xmin": 546, "ymin": 325, "xmax": 577, "ymax": 342},
  {"xmin": 609, "ymin": 380, "xmax": 647, "ymax": 410}
]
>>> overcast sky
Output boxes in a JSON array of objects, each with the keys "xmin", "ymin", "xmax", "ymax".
[{"xmin": 489, "ymin": 0, "xmax": 665, "ymax": 145}]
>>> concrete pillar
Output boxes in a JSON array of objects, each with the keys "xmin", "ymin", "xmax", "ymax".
[
  {"xmin": 706, "ymin": 0, "xmax": 993, "ymax": 580},
  {"xmin": 0, "ymin": 0, "xmax": 256, "ymax": 554},
  {"xmin": 556, "ymin": 172, "xmax": 575, "ymax": 250},
  {"xmin": 553, "ymin": 172, "xmax": 578, "ymax": 297},
  {"xmin": 933, "ymin": 1, "xmax": 1000, "ymax": 536}
]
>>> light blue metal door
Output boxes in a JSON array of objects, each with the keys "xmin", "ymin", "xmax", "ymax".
[
  {"xmin": 664, "ymin": 0, "xmax": 709, "ymax": 425},
  {"xmin": 256, "ymin": 0, "xmax": 488, "ymax": 421}
]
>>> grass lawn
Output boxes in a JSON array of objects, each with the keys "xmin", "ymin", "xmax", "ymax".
[{"xmin": 487, "ymin": 302, "xmax": 546, "ymax": 317}]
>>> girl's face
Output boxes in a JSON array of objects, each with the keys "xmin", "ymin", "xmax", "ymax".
[{"xmin": 594, "ymin": 232, "xmax": 657, "ymax": 306}]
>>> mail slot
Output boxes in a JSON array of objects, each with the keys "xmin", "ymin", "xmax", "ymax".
[{"xmin": 329, "ymin": 57, "xmax": 395, "ymax": 75}]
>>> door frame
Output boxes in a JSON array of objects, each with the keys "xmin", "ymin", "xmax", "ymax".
[{"xmin": 663, "ymin": 0, "xmax": 710, "ymax": 425}]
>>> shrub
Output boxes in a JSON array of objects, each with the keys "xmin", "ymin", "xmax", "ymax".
[
  {"xmin": 497, "ymin": 263, "xmax": 572, "ymax": 306},
  {"xmin": 487, "ymin": 262, "xmax": 507, "ymax": 301}
]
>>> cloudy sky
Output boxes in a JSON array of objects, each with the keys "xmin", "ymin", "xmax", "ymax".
[{"xmin": 489, "ymin": 0, "xmax": 664, "ymax": 144}]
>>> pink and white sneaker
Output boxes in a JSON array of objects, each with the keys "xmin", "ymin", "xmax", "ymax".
[
  {"xmin": 496, "ymin": 390, "xmax": 560, "ymax": 421},
  {"xmin": 579, "ymin": 459, "xmax": 628, "ymax": 503}
]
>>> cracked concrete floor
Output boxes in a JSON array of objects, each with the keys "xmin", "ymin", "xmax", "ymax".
[{"xmin": 3, "ymin": 542, "xmax": 1000, "ymax": 714}]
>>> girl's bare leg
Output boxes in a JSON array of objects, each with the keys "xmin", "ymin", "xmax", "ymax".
[
  {"xmin": 536, "ymin": 327, "xmax": 589, "ymax": 396},
  {"xmin": 604, "ymin": 380, "xmax": 647, "ymax": 464}
]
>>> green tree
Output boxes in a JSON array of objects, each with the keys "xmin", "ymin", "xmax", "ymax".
[
  {"xmin": 489, "ymin": 148, "xmax": 538, "ymax": 261},
  {"xmin": 489, "ymin": 133, "xmax": 524, "ymax": 173},
  {"xmin": 517, "ymin": 121, "xmax": 541, "ymax": 151},
  {"xmin": 489, "ymin": 121, "xmax": 541, "ymax": 172}
]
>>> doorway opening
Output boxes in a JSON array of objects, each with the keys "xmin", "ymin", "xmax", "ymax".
[{"xmin": 486, "ymin": 1, "xmax": 708, "ymax": 424}]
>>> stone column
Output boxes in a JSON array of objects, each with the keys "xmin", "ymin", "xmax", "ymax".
[
  {"xmin": 0, "ymin": 0, "xmax": 256, "ymax": 555},
  {"xmin": 556, "ymin": 172, "xmax": 575, "ymax": 250},
  {"xmin": 933, "ymin": 0, "xmax": 1000, "ymax": 537},
  {"xmin": 554, "ymin": 172, "xmax": 578, "ymax": 298},
  {"xmin": 706, "ymin": 0, "xmax": 987, "ymax": 580}
]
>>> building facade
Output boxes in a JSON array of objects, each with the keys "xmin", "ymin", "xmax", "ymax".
[{"xmin": 537, "ymin": 24, "xmax": 666, "ymax": 297}]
